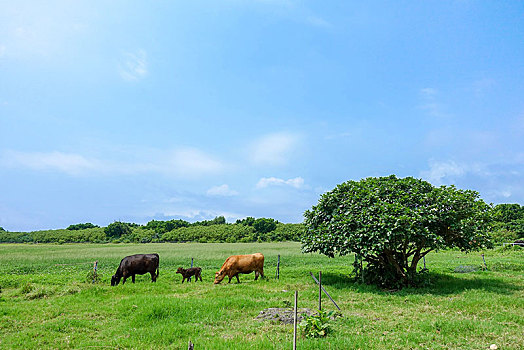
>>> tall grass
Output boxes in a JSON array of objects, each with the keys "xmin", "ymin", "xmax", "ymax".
[{"xmin": 0, "ymin": 243, "xmax": 522, "ymax": 349}]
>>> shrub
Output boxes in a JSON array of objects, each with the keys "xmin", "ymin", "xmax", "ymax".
[
  {"xmin": 490, "ymin": 228, "xmax": 519, "ymax": 244},
  {"xmin": 299, "ymin": 310, "xmax": 339, "ymax": 338}
]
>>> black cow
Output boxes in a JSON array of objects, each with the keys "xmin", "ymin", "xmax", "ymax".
[
  {"xmin": 176, "ymin": 267, "xmax": 203, "ymax": 283},
  {"xmin": 111, "ymin": 253, "xmax": 159, "ymax": 286}
]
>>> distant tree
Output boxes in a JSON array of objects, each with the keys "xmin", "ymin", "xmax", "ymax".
[
  {"xmin": 67, "ymin": 223, "xmax": 99, "ymax": 230},
  {"xmin": 253, "ymin": 218, "xmax": 278, "ymax": 234},
  {"xmin": 105, "ymin": 221, "xmax": 132, "ymax": 239},
  {"xmin": 492, "ymin": 204, "xmax": 524, "ymax": 239},
  {"xmin": 163, "ymin": 219, "xmax": 190, "ymax": 231},
  {"xmin": 302, "ymin": 175, "xmax": 492, "ymax": 288},
  {"xmin": 0, "ymin": 227, "xmax": 5, "ymax": 232},
  {"xmin": 236, "ymin": 217, "xmax": 255, "ymax": 226},
  {"xmin": 193, "ymin": 216, "xmax": 227, "ymax": 226}
]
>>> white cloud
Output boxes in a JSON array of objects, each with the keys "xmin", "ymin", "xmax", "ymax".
[
  {"xmin": 420, "ymin": 160, "xmax": 466, "ymax": 185},
  {"xmin": 419, "ymin": 87, "xmax": 450, "ymax": 118},
  {"xmin": 306, "ymin": 16, "xmax": 332, "ymax": 28},
  {"xmin": 0, "ymin": 150, "xmax": 100, "ymax": 176},
  {"xmin": 167, "ymin": 148, "xmax": 224, "ymax": 177},
  {"xmin": 118, "ymin": 49, "xmax": 148, "ymax": 81},
  {"xmin": 206, "ymin": 184, "xmax": 239, "ymax": 197},
  {"xmin": 250, "ymin": 132, "xmax": 300, "ymax": 166},
  {"xmin": 420, "ymin": 87, "xmax": 437, "ymax": 98},
  {"xmin": 256, "ymin": 176, "xmax": 304, "ymax": 189},
  {"xmin": 0, "ymin": 147, "xmax": 225, "ymax": 178},
  {"xmin": 472, "ymin": 78, "xmax": 495, "ymax": 97}
]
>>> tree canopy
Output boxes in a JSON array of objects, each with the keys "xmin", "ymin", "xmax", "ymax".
[{"xmin": 302, "ymin": 175, "xmax": 492, "ymax": 288}]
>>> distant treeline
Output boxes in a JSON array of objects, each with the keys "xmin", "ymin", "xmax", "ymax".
[{"xmin": 0, "ymin": 217, "xmax": 304, "ymax": 244}]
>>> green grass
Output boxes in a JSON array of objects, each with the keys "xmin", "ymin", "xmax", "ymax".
[{"xmin": 0, "ymin": 243, "xmax": 522, "ymax": 349}]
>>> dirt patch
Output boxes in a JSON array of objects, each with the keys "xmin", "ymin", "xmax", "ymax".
[{"xmin": 255, "ymin": 308, "xmax": 315, "ymax": 324}]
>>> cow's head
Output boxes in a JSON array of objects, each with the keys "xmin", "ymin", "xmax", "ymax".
[
  {"xmin": 111, "ymin": 274, "xmax": 121, "ymax": 286},
  {"xmin": 176, "ymin": 267, "xmax": 184, "ymax": 274},
  {"xmin": 214, "ymin": 270, "xmax": 226, "ymax": 284}
]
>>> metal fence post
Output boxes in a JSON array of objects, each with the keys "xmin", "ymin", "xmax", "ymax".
[
  {"xmin": 293, "ymin": 290, "xmax": 298, "ymax": 350},
  {"xmin": 189, "ymin": 257, "xmax": 194, "ymax": 282},
  {"xmin": 319, "ymin": 271, "xmax": 322, "ymax": 311},
  {"xmin": 276, "ymin": 255, "xmax": 280, "ymax": 280}
]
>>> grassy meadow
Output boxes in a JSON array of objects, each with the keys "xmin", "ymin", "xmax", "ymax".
[{"xmin": 0, "ymin": 242, "xmax": 522, "ymax": 349}]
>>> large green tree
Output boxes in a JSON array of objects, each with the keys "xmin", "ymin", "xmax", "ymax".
[{"xmin": 302, "ymin": 175, "xmax": 492, "ymax": 288}]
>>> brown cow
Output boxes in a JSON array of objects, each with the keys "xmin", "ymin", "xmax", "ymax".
[{"xmin": 214, "ymin": 253, "xmax": 264, "ymax": 284}]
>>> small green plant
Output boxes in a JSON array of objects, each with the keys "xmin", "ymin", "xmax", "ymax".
[
  {"xmin": 20, "ymin": 282, "xmax": 34, "ymax": 294},
  {"xmin": 86, "ymin": 270, "xmax": 101, "ymax": 284},
  {"xmin": 299, "ymin": 310, "xmax": 337, "ymax": 338}
]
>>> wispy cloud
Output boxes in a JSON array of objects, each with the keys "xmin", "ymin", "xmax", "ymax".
[
  {"xmin": 419, "ymin": 87, "xmax": 450, "ymax": 118},
  {"xmin": 206, "ymin": 184, "xmax": 239, "ymax": 197},
  {"xmin": 306, "ymin": 16, "xmax": 332, "ymax": 29},
  {"xmin": 118, "ymin": 49, "xmax": 148, "ymax": 81},
  {"xmin": 0, "ymin": 147, "xmax": 226, "ymax": 178},
  {"xmin": 166, "ymin": 148, "xmax": 224, "ymax": 177},
  {"xmin": 250, "ymin": 132, "xmax": 300, "ymax": 166},
  {"xmin": 256, "ymin": 176, "xmax": 304, "ymax": 189},
  {"xmin": 419, "ymin": 160, "xmax": 466, "ymax": 185},
  {"xmin": 0, "ymin": 150, "xmax": 100, "ymax": 176}
]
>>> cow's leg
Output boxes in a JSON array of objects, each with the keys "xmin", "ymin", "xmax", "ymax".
[
  {"xmin": 198, "ymin": 273, "xmax": 202, "ymax": 282},
  {"xmin": 259, "ymin": 268, "xmax": 265, "ymax": 279},
  {"xmin": 255, "ymin": 271, "xmax": 259, "ymax": 280},
  {"xmin": 182, "ymin": 277, "xmax": 185, "ymax": 283},
  {"xmin": 235, "ymin": 274, "xmax": 240, "ymax": 283},
  {"xmin": 150, "ymin": 271, "xmax": 156, "ymax": 282},
  {"xmin": 228, "ymin": 276, "xmax": 232, "ymax": 283},
  {"xmin": 132, "ymin": 275, "xmax": 135, "ymax": 283},
  {"xmin": 122, "ymin": 275, "xmax": 127, "ymax": 285}
]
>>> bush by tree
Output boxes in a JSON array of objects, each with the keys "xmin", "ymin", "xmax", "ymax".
[
  {"xmin": 302, "ymin": 175, "xmax": 492, "ymax": 289},
  {"xmin": 490, "ymin": 228, "xmax": 519, "ymax": 244},
  {"xmin": 491, "ymin": 204, "xmax": 524, "ymax": 239}
]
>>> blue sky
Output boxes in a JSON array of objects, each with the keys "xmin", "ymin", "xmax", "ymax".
[{"xmin": 1, "ymin": 1, "xmax": 523, "ymax": 231}]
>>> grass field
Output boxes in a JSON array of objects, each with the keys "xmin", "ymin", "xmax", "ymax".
[{"xmin": 0, "ymin": 242, "xmax": 522, "ymax": 349}]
